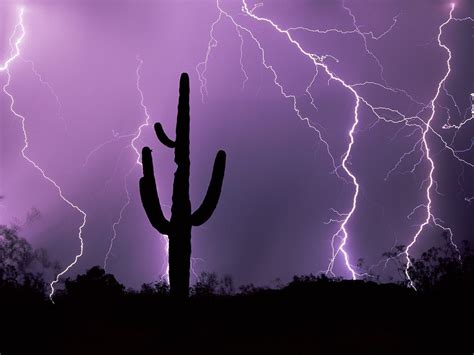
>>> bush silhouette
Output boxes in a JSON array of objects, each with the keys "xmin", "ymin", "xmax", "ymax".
[
  {"xmin": 407, "ymin": 234, "xmax": 473, "ymax": 293},
  {"xmin": 0, "ymin": 225, "xmax": 57, "ymax": 299},
  {"xmin": 63, "ymin": 266, "xmax": 125, "ymax": 302}
]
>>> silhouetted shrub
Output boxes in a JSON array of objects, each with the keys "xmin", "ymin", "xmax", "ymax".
[
  {"xmin": 407, "ymin": 235, "xmax": 474, "ymax": 293},
  {"xmin": 218, "ymin": 274, "xmax": 234, "ymax": 295},
  {"xmin": 0, "ymin": 225, "xmax": 58, "ymax": 299},
  {"xmin": 63, "ymin": 266, "xmax": 125, "ymax": 302},
  {"xmin": 191, "ymin": 272, "xmax": 219, "ymax": 296},
  {"xmin": 141, "ymin": 279, "xmax": 170, "ymax": 296},
  {"xmin": 190, "ymin": 272, "xmax": 235, "ymax": 296}
]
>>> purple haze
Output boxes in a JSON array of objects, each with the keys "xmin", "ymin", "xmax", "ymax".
[{"xmin": 1, "ymin": 0, "xmax": 473, "ymax": 289}]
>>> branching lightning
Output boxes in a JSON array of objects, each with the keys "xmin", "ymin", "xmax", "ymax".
[
  {"xmin": 20, "ymin": 57, "xmax": 68, "ymax": 132},
  {"xmin": 1, "ymin": 7, "xmax": 87, "ymax": 302},
  {"xmin": 401, "ymin": 4, "xmax": 464, "ymax": 288},
  {"xmin": 197, "ymin": 0, "xmax": 386, "ymax": 279},
  {"xmin": 99, "ymin": 56, "xmax": 173, "ymax": 282},
  {"xmin": 197, "ymin": 0, "xmax": 473, "ymax": 284},
  {"xmin": 103, "ymin": 56, "xmax": 161, "ymax": 270},
  {"xmin": 2, "ymin": 1, "xmax": 471, "ymax": 292},
  {"xmin": 101, "ymin": 55, "xmax": 151, "ymax": 270}
]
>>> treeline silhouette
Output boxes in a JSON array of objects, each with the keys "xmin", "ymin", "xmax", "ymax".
[{"xmin": 0, "ymin": 225, "xmax": 472, "ymax": 354}]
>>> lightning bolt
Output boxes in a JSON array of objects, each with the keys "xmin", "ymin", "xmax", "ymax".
[
  {"xmin": 3, "ymin": 1, "xmax": 471, "ymax": 294},
  {"xmin": 82, "ymin": 131, "xmax": 135, "ymax": 168},
  {"xmin": 198, "ymin": 1, "xmax": 472, "ymax": 283},
  {"xmin": 198, "ymin": 0, "xmax": 381, "ymax": 279},
  {"xmin": 103, "ymin": 55, "xmax": 152, "ymax": 268},
  {"xmin": 20, "ymin": 57, "xmax": 68, "ymax": 132},
  {"xmin": 352, "ymin": 4, "xmax": 472, "ymax": 283},
  {"xmin": 1, "ymin": 7, "xmax": 87, "ymax": 303},
  {"xmin": 401, "ymin": 4, "xmax": 464, "ymax": 289},
  {"xmin": 102, "ymin": 56, "xmax": 171, "ymax": 283}
]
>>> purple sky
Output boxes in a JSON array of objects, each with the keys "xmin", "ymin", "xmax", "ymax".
[{"xmin": 1, "ymin": 0, "xmax": 473, "ymax": 289}]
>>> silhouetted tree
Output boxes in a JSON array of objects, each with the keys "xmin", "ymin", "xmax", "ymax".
[
  {"xmin": 406, "ymin": 234, "xmax": 473, "ymax": 293},
  {"xmin": 141, "ymin": 279, "xmax": 170, "ymax": 296},
  {"xmin": 218, "ymin": 274, "xmax": 235, "ymax": 295},
  {"xmin": 186, "ymin": 272, "xmax": 235, "ymax": 296},
  {"xmin": 0, "ymin": 225, "xmax": 57, "ymax": 298},
  {"xmin": 191, "ymin": 272, "xmax": 219, "ymax": 296},
  {"xmin": 139, "ymin": 73, "xmax": 227, "ymax": 298},
  {"xmin": 366, "ymin": 233, "xmax": 474, "ymax": 292},
  {"xmin": 64, "ymin": 266, "xmax": 125, "ymax": 301}
]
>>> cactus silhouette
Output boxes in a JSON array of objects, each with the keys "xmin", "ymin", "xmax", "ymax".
[{"xmin": 139, "ymin": 73, "xmax": 226, "ymax": 298}]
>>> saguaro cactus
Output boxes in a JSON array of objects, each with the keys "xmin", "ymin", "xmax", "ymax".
[{"xmin": 139, "ymin": 73, "xmax": 226, "ymax": 298}]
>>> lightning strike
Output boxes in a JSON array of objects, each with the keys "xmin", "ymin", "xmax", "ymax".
[
  {"xmin": 1, "ymin": 7, "xmax": 87, "ymax": 303},
  {"xmin": 199, "ymin": 0, "xmax": 384, "ymax": 279},
  {"xmin": 21, "ymin": 57, "xmax": 68, "ymax": 131},
  {"xmin": 402, "ymin": 4, "xmax": 462, "ymax": 289},
  {"xmin": 198, "ymin": 1, "xmax": 472, "ymax": 283},
  {"xmin": 102, "ymin": 56, "xmax": 172, "ymax": 282},
  {"xmin": 103, "ymin": 55, "xmax": 153, "ymax": 269},
  {"xmin": 2, "ymin": 1, "xmax": 471, "ymax": 294},
  {"xmin": 82, "ymin": 131, "xmax": 135, "ymax": 168}
]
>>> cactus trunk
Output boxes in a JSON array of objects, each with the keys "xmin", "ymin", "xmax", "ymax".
[
  {"xmin": 169, "ymin": 73, "xmax": 192, "ymax": 298},
  {"xmin": 168, "ymin": 233, "xmax": 191, "ymax": 298}
]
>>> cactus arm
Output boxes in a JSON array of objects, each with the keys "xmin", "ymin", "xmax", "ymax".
[
  {"xmin": 139, "ymin": 147, "xmax": 171, "ymax": 235},
  {"xmin": 191, "ymin": 150, "xmax": 226, "ymax": 227},
  {"xmin": 154, "ymin": 122, "xmax": 175, "ymax": 148}
]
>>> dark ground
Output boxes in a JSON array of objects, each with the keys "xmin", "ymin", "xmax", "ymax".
[
  {"xmin": 1, "ymin": 225, "xmax": 473, "ymax": 354},
  {"xmin": 1, "ymin": 276, "xmax": 472, "ymax": 355}
]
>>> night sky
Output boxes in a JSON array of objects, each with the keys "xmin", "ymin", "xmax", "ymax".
[{"xmin": 1, "ymin": 0, "xmax": 473, "ymax": 291}]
